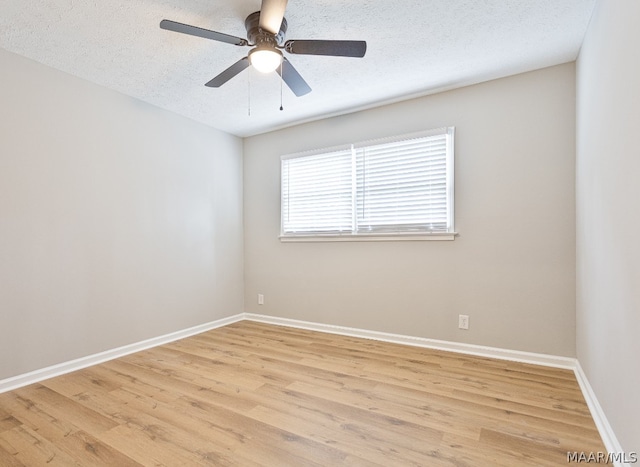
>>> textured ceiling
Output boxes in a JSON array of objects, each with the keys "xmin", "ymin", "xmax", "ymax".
[{"xmin": 0, "ymin": 0, "xmax": 595, "ymax": 137}]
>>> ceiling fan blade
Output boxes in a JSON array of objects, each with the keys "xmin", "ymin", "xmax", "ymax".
[
  {"xmin": 205, "ymin": 57, "xmax": 251, "ymax": 87},
  {"xmin": 285, "ymin": 40, "xmax": 367, "ymax": 58},
  {"xmin": 277, "ymin": 58, "xmax": 311, "ymax": 97},
  {"xmin": 160, "ymin": 19, "xmax": 247, "ymax": 46},
  {"xmin": 259, "ymin": 0, "xmax": 288, "ymax": 35}
]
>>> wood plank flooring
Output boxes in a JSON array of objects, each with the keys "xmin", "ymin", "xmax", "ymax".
[{"xmin": 0, "ymin": 321, "xmax": 606, "ymax": 466}]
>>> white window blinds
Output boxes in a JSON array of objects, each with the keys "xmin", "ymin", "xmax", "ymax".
[
  {"xmin": 355, "ymin": 133, "xmax": 449, "ymax": 233},
  {"xmin": 281, "ymin": 127, "xmax": 454, "ymax": 237},
  {"xmin": 281, "ymin": 148, "xmax": 354, "ymax": 233}
]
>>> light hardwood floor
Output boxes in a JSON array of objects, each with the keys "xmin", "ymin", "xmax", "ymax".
[{"xmin": 0, "ymin": 321, "xmax": 606, "ymax": 466}]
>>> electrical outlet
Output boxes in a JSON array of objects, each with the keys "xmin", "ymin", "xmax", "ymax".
[
  {"xmin": 258, "ymin": 294, "xmax": 264, "ymax": 305},
  {"xmin": 458, "ymin": 314, "xmax": 469, "ymax": 330}
]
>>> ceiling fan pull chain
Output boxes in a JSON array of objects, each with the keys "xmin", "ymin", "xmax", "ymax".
[
  {"xmin": 248, "ymin": 67, "xmax": 252, "ymax": 116},
  {"xmin": 279, "ymin": 60, "xmax": 284, "ymax": 111}
]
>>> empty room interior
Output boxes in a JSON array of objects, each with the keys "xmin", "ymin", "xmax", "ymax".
[{"xmin": 1, "ymin": 0, "xmax": 638, "ymax": 465}]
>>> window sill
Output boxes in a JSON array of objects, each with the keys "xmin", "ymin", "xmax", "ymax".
[{"xmin": 279, "ymin": 232, "xmax": 458, "ymax": 242}]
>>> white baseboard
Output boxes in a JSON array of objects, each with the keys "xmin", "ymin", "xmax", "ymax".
[
  {"xmin": 0, "ymin": 313, "xmax": 244, "ymax": 394},
  {"xmin": 1, "ymin": 311, "xmax": 624, "ymax": 465},
  {"xmin": 574, "ymin": 361, "xmax": 630, "ymax": 467},
  {"xmin": 243, "ymin": 313, "xmax": 577, "ymax": 369}
]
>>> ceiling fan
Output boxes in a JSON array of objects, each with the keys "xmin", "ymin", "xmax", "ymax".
[{"xmin": 160, "ymin": 0, "xmax": 367, "ymax": 97}]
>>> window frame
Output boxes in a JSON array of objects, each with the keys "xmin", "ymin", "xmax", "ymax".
[{"xmin": 280, "ymin": 127, "xmax": 456, "ymax": 242}]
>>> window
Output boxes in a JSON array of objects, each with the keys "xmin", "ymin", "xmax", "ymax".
[{"xmin": 281, "ymin": 127, "xmax": 455, "ymax": 241}]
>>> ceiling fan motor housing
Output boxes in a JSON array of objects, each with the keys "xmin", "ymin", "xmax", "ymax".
[{"xmin": 245, "ymin": 11, "xmax": 288, "ymax": 47}]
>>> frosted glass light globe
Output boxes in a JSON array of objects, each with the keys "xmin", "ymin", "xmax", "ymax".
[{"xmin": 249, "ymin": 47, "xmax": 283, "ymax": 73}]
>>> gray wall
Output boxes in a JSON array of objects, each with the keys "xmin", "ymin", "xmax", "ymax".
[
  {"xmin": 244, "ymin": 63, "xmax": 577, "ymax": 357},
  {"xmin": 576, "ymin": 0, "xmax": 640, "ymax": 453},
  {"xmin": 0, "ymin": 49, "xmax": 244, "ymax": 380}
]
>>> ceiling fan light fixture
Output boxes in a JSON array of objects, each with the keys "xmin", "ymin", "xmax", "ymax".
[
  {"xmin": 248, "ymin": 46, "xmax": 283, "ymax": 73},
  {"xmin": 161, "ymin": 1, "xmax": 367, "ymax": 96}
]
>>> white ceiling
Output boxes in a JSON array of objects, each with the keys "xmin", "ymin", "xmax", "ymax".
[{"xmin": 0, "ymin": 0, "xmax": 595, "ymax": 137}]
